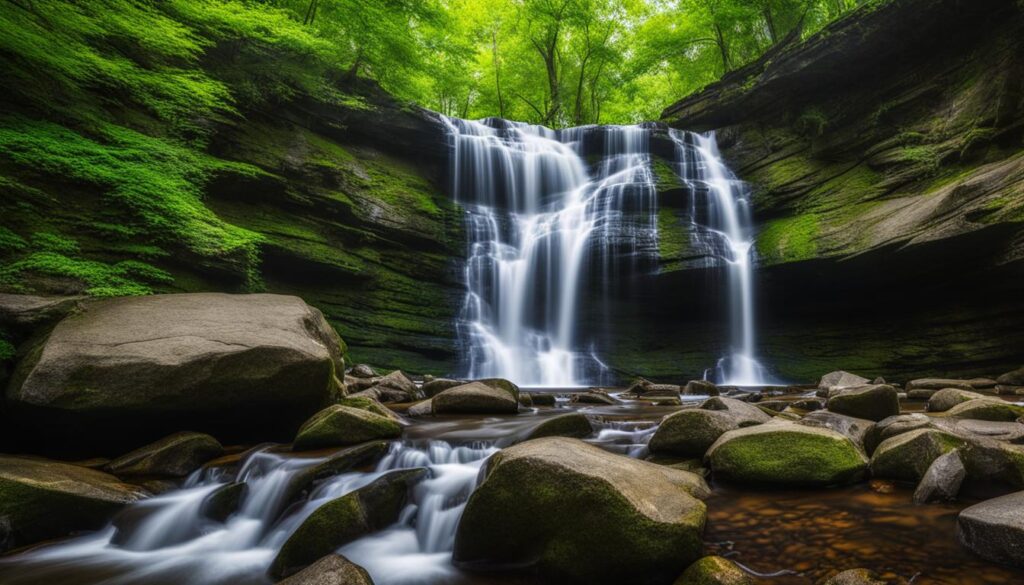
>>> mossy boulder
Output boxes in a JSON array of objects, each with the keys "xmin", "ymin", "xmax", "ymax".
[
  {"xmin": 521, "ymin": 413, "xmax": 593, "ymax": 441},
  {"xmin": 432, "ymin": 382, "xmax": 519, "ymax": 415},
  {"xmin": 293, "ymin": 405, "xmax": 402, "ymax": 451},
  {"xmin": 337, "ymin": 396, "xmax": 402, "ymax": 423},
  {"xmin": 476, "ymin": 377, "xmax": 521, "ymax": 402},
  {"xmin": 0, "ymin": 455, "xmax": 146, "ymax": 551},
  {"xmin": 674, "ymin": 556, "xmax": 752, "ymax": 585},
  {"xmin": 104, "ymin": 431, "xmax": 223, "ymax": 478},
  {"xmin": 927, "ymin": 388, "xmax": 987, "ymax": 412},
  {"xmin": 270, "ymin": 468, "xmax": 426, "ymax": 578},
  {"xmin": 650, "ymin": 397, "xmax": 770, "ymax": 458},
  {"xmin": 943, "ymin": 398, "xmax": 1024, "ymax": 422},
  {"xmin": 5, "ymin": 293, "xmax": 345, "ymax": 453},
  {"xmin": 826, "ymin": 384, "xmax": 900, "ymax": 421},
  {"xmin": 454, "ymin": 437, "xmax": 708, "ymax": 584},
  {"xmin": 706, "ymin": 422, "xmax": 868, "ymax": 486},
  {"xmin": 277, "ymin": 554, "xmax": 375, "ymax": 585},
  {"xmin": 683, "ymin": 380, "xmax": 720, "ymax": 396},
  {"xmin": 869, "ymin": 429, "xmax": 966, "ymax": 483}
]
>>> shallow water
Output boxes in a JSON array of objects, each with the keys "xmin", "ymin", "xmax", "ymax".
[{"xmin": 2, "ymin": 396, "xmax": 1023, "ymax": 585}]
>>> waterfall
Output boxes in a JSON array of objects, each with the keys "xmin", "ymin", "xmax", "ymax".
[
  {"xmin": 444, "ymin": 117, "xmax": 658, "ymax": 387},
  {"xmin": 669, "ymin": 130, "xmax": 772, "ymax": 386}
]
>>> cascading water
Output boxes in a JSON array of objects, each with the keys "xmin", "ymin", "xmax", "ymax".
[
  {"xmin": 669, "ymin": 129, "xmax": 772, "ymax": 386},
  {"xmin": 445, "ymin": 117, "xmax": 658, "ymax": 387}
]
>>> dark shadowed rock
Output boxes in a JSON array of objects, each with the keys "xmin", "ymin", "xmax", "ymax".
[
  {"xmin": 432, "ymin": 382, "xmax": 519, "ymax": 414},
  {"xmin": 524, "ymin": 392, "xmax": 557, "ymax": 406},
  {"xmin": 421, "ymin": 378, "xmax": 463, "ymax": 397},
  {"xmin": 0, "ymin": 455, "xmax": 146, "ymax": 551},
  {"xmin": 0, "ymin": 293, "xmax": 84, "ymax": 332},
  {"xmin": 674, "ymin": 555, "xmax": 752, "ymax": 585},
  {"xmin": 650, "ymin": 397, "xmax": 770, "ymax": 458},
  {"xmin": 958, "ymin": 491, "xmax": 1024, "ymax": 567},
  {"xmin": 454, "ymin": 437, "xmax": 707, "ymax": 584},
  {"xmin": 827, "ymin": 385, "xmax": 899, "ymax": 421},
  {"xmin": 277, "ymin": 554, "xmax": 375, "ymax": 585},
  {"xmin": 293, "ymin": 405, "xmax": 402, "ymax": 451},
  {"xmin": 5, "ymin": 293, "xmax": 344, "ymax": 452},
  {"xmin": 997, "ymin": 367, "xmax": 1024, "ymax": 387},
  {"xmin": 928, "ymin": 388, "xmax": 987, "ymax": 412},
  {"xmin": 870, "ymin": 429, "xmax": 966, "ymax": 483},
  {"xmin": 913, "ymin": 449, "xmax": 965, "ymax": 503},
  {"xmin": 271, "ymin": 468, "xmax": 426, "ymax": 578},
  {"xmin": 104, "ymin": 432, "xmax": 223, "ymax": 478},
  {"xmin": 283, "ymin": 442, "xmax": 389, "ymax": 505},
  {"xmin": 684, "ymin": 380, "xmax": 720, "ymax": 396},
  {"xmin": 201, "ymin": 482, "xmax": 247, "ymax": 522}
]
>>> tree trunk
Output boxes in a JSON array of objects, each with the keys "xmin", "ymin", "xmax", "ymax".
[
  {"xmin": 492, "ymin": 30, "xmax": 505, "ymax": 118},
  {"xmin": 714, "ymin": 23, "xmax": 731, "ymax": 72},
  {"xmin": 573, "ymin": 52, "xmax": 590, "ymax": 125},
  {"xmin": 763, "ymin": 6, "xmax": 778, "ymax": 44},
  {"xmin": 303, "ymin": 0, "xmax": 319, "ymax": 26}
]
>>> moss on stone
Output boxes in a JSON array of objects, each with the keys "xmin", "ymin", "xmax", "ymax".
[
  {"xmin": 293, "ymin": 405, "xmax": 402, "ymax": 451},
  {"xmin": 755, "ymin": 213, "xmax": 820, "ymax": 263},
  {"xmin": 675, "ymin": 556, "xmax": 753, "ymax": 585},
  {"xmin": 869, "ymin": 429, "xmax": 966, "ymax": 483}
]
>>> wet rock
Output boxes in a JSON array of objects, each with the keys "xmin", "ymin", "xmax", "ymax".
[
  {"xmin": 201, "ymin": 482, "xmax": 247, "ymax": 522},
  {"xmin": 706, "ymin": 421, "xmax": 868, "ymax": 486},
  {"xmin": 293, "ymin": 405, "xmax": 402, "ymax": 451},
  {"xmin": 870, "ymin": 429, "xmax": 966, "ymax": 483},
  {"xmin": 798, "ymin": 411, "xmax": 875, "ymax": 451},
  {"xmin": 271, "ymin": 468, "xmax": 427, "ymax": 578},
  {"xmin": 337, "ymin": 396, "xmax": 402, "ymax": 423},
  {"xmin": 649, "ymin": 397, "xmax": 770, "ymax": 458},
  {"xmin": 432, "ymin": 381, "xmax": 519, "ymax": 414},
  {"xmin": 791, "ymin": 398, "xmax": 826, "ymax": 411},
  {"xmin": 684, "ymin": 379, "xmax": 721, "ymax": 396},
  {"xmin": 405, "ymin": 399, "xmax": 434, "ymax": 417},
  {"xmin": 372, "ymin": 370, "xmax": 421, "ymax": 402},
  {"xmin": 818, "ymin": 371, "xmax": 870, "ymax": 390},
  {"xmin": 525, "ymin": 392, "xmax": 557, "ymax": 406},
  {"xmin": 5, "ymin": 293, "xmax": 345, "ymax": 452},
  {"xmin": 348, "ymin": 364, "xmax": 378, "ymax": 379},
  {"xmin": 421, "ymin": 377, "xmax": 463, "ymax": 397},
  {"xmin": 820, "ymin": 568, "xmax": 888, "ymax": 585},
  {"xmin": 958, "ymin": 490, "xmax": 1024, "ymax": 567},
  {"xmin": 521, "ymin": 413, "xmax": 593, "ymax": 441},
  {"xmin": 454, "ymin": 437, "xmax": 708, "ymax": 584},
  {"xmin": 907, "ymin": 388, "xmax": 939, "ymax": 399},
  {"xmin": 0, "ymin": 455, "xmax": 145, "ymax": 551},
  {"xmin": 868, "ymin": 414, "xmax": 933, "ymax": 452},
  {"xmin": 756, "ymin": 400, "xmax": 789, "ymax": 412},
  {"xmin": 913, "ymin": 449, "xmax": 965, "ymax": 503},
  {"xmin": 944, "ymin": 398, "xmax": 1024, "ymax": 422},
  {"xmin": 995, "ymin": 384, "xmax": 1024, "ymax": 395},
  {"xmin": 476, "ymin": 378, "xmax": 520, "ymax": 402},
  {"xmin": 345, "ymin": 376, "xmax": 380, "ymax": 392},
  {"xmin": 642, "ymin": 384, "xmax": 683, "ymax": 397},
  {"xmin": 277, "ymin": 554, "xmax": 375, "ymax": 585},
  {"xmin": 283, "ymin": 442, "xmax": 389, "ymax": 504},
  {"xmin": 570, "ymin": 391, "xmax": 619, "ymax": 405},
  {"xmin": 907, "ymin": 378, "xmax": 997, "ymax": 391},
  {"xmin": 827, "ymin": 385, "xmax": 900, "ymax": 421},
  {"xmin": 674, "ymin": 555, "xmax": 752, "ymax": 585},
  {"xmin": 927, "ymin": 388, "xmax": 987, "ymax": 412},
  {"xmin": 104, "ymin": 432, "xmax": 223, "ymax": 478},
  {"xmin": 997, "ymin": 367, "xmax": 1024, "ymax": 387},
  {"xmin": 933, "ymin": 418, "xmax": 1024, "ymax": 443}
]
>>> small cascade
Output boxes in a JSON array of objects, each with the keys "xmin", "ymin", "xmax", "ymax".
[
  {"xmin": 669, "ymin": 130, "xmax": 773, "ymax": 386},
  {"xmin": 445, "ymin": 117, "xmax": 658, "ymax": 387}
]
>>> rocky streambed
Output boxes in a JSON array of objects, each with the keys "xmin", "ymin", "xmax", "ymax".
[{"xmin": 2, "ymin": 293, "xmax": 1024, "ymax": 585}]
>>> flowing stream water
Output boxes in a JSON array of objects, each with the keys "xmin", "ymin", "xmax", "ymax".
[{"xmin": 444, "ymin": 117, "xmax": 770, "ymax": 387}]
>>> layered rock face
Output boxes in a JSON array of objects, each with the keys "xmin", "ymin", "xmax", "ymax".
[{"xmin": 636, "ymin": 0, "xmax": 1024, "ymax": 381}]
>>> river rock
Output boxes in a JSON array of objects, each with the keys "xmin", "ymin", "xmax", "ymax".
[
  {"xmin": 818, "ymin": 370, "xmax": 870, "ymax": 390},
  {"xmin": 706, "ymin": 421, "xmax": 868, "ymax": 486},
  {"xmin": 868, "ymin": 413, "xmax": 933, "ymax": 452},
  {"xmin": 345, "ymin": 376, "xmax": 380, "ymax": 392},
  {"xmin": 0, "ymin": 293, "xmax": 83, "ymax": 332},
  {"xmin": 521, "ymin": 413, "xmax": 593, "ymax": 441},
  {"xmin": 997, "ymin": 367, "xmax": 1024, "ymax": 387},
  {"xmin": 649, "ymin": 397, "xmax": 770, "ymax": 458},
  {"xmin": 820, "ymin": 569, "xmax": 888, "ymax": 585},
  {"xmin": 569, "ymin": 390, "xmax": 619, "ymax": 405},
  {"xmin": 371, "ymin": 370, "xmax": 421, "ymax": 402},
  {"xmin": 995, "ymin": 384, "xmax": 1024, "ymax": 395},
  {"xmin": 869, "ymin": 429, "xmax": 966, "ymax": 483},
  {"xmin": 943, "ymin": 398, "xmax": 1024, "ymax": 422},
  {"xmin": 277, "ymin": 554, "xmax": 375, "ymax": 585},
  {"xmin": 453, "ymin": 437, "xmax": 708, "ymax": 584},
  {"xmin": 271, "ymin": 468, "xmax": 426, "ymax": 578},
  {"xmin": 798, "ymin": 411, "xmax": 875, "ymax": 451},
  {"xmin": 5, "ymin": 293, "xmax": 344, "ymax": 452},
  {"xmin": 283, "ymin": 442, "xmax": 389, "ymax": 504},
  {"xmin": 0, "ymin": 455, "xmax": 145, "ymax": 551},
  {"xmin": 684, "ymin": 380, "xmax": 720, "ymax": 396},
  {"xmin": 642, "ymin": 384, "xmax": 683, "ymax": 397},
  {"xmin": 826, "ymin": 384, "xmax": 899, "ymax": 421},
  {"xmin": 913, "ymin": 449, "xmax": 965, "ymax": 503},
  {"xmin": 476, "ymin": 378, "xmax": 520, "ymax": 401},
  {"xmin": 933, "ymin": 418, "xmax": 1024, "ymax": 443},
  {"xmin": 104, "ymin": 431, "xmax": 223, "ymax": 478},
  {"xmin": 791, "ymin": 397, "xmax": 826, "ymax": 411},
  {"xmin": 958, "ymin": 490, "xmax": 1024, "ymax": 567},
  {"xmin": 338, "ymin": 396, "xmax": 402, "ymax": 423},
  {"xmin": 200, "ymin": 481, "xmax": 247, "ymax": 522},
  {"xmin": 524, "ymin": 392, "xmax": 557, "ymax": 406},
  {"xmin": 348, "ymin": 364, "xmax": 378, "ymax": 379},
  {"xmin": 927, "ymin": 388, "xmax": 987, "ymax": 412},
  {"xmin": 432, "ymin": 381, "xmax": 519, "ymax": 414},
  {"xmin": 293, "ymin": 405, "xmax": 402, "ymax": 451},
  {"xmin": 421, "ymin": 377, "xmax": 463, "ymax": 397},
  {"xmin": 674, "ymin": 555, "xmax": 752, "ymax": 585},
  {"xmin": 907, "ymin": 378, "xmax": 997, "ymax": 391}
]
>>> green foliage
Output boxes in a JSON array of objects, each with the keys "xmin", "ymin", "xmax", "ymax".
[
  {"xmin": 756, "ymin": 213, "xmax": 820, "ymax": 263},
  {"xmin": 0, "ymin": 252, "xmax": 172, "ymax": 296},
  {"xmin": 797, "ymin": 107, "xmax": 828, "ymax": 137}
]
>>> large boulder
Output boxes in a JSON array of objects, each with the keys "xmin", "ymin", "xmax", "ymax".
[
  {"xmin": 454, "ymin": 437, "xmax": 708, "ymax": 584},
  {"xmin": 421, "ymin": 377, "xmax": 463, "ymax": 397},
  {"xmin": 104, "ymin": 432, "xmax": 223, "ymax": 478},
  {"xmin": 649, "ymin": 397, "xmax": 769, "ymax": 458},
  {"xmin": 432, "ymin": 381, "xmax": 518, "ymax": 414},
  {"xmin": 271, "ymin": 468, "xmax": 426, "ymax": 578},
  {"xmin": 674, "ymin": 556, "xmax": 752, "ymax": 585},
  {"xmin": 826, "ymin": 385, "xmax": 899, "ymax": 421},
  {"xmin": 706, "ymin": 422, "xmax": 868, "ymax": 486},
  {"xmin": 958, "ymin": 491, "xmax": 1024, "ymax": 567},
  {"xmin": 818, "ymin": 371, "xmax": 870, "ymax": 390},
  {"xmin": 277, "ymin": 554, "xmax": 375, "ymax": 585},
  {"xmin": 4, "ymin": 293, "xmax": 344, "ymax": 453},
  {"xmin": 927, "ymin": 388, "xmax": 987, "ymax": 412},
  {"xmin": 684, "ymin": 380, "xmax": 720, "ymax": 396},
  {"xmin": 943, "ymin": 398, "xmax": 1024, "ymax": 422},
  {"xmin": 913, "ymin": 449, "xmax": 966, "ymax": 503},
  {"xmin": 521, "ymin": 413, "xmax": 593, "ymax": 442},
  {"xmin": 0, "ymin": 455, "xmax": 145, "ymax": 551},
  {"xmin": 293, "ymin": 405, "xmax": 402, "ymax": 451},
  {"xmin": 867, "ymin": 413, "xmax": 933, "ymax": 452},
  {"xmin": 869, "ymin": 429, "xmax": 966, "ymax": 483}
]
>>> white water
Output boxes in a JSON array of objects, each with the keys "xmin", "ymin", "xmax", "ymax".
[
  {"xmin": 0, "ymin": 441, "xmax": 497, "ymax": 585},
  {"xmin": 668, "ymin": 130, "xmax": 772, "ymax": 386},
  {"xmin": 445, "ymin": 117, "xmax": 658, "ymax": 387}
]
